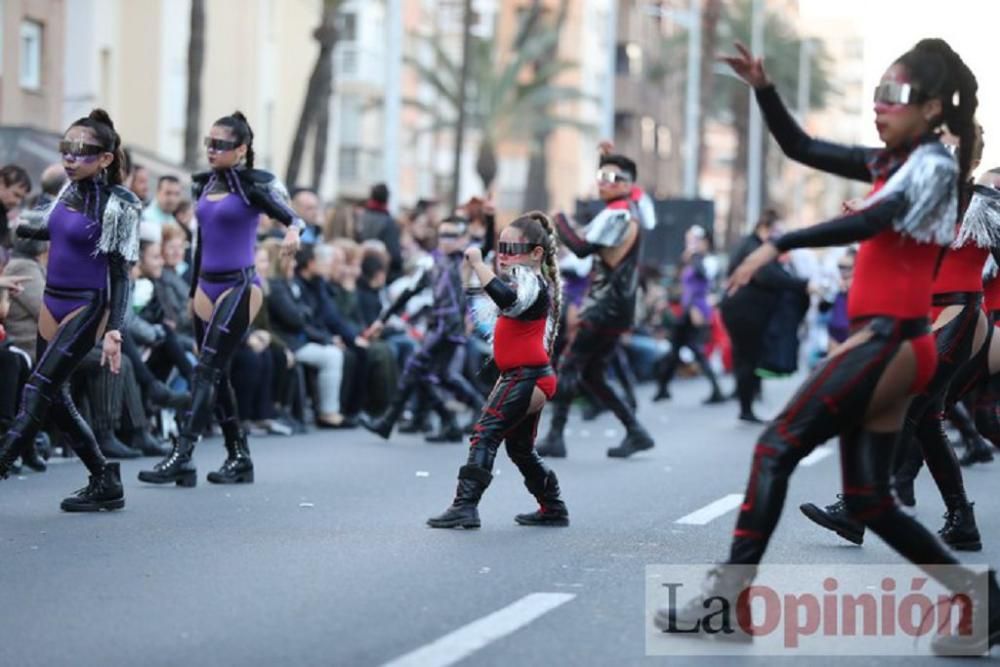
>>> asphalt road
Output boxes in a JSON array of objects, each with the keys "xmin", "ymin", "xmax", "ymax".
[{"xmin": 2, "ymin": 374, "xmax": 998, "ymax": 666}]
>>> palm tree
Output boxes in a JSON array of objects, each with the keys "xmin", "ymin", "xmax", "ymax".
[
  {"xmin": 286, "ymin": 0, "xmax": 342, "ymax": 189},
  {"xmin": 405, "ymin": 10, "xmax": 595, "ymax": 200},
  {"xmin": 712, "ymin": 0, "xmax": 832, "ymax": 249},
  {"xmin": 183, "ymin": 0, "xmax": 205, "ymax": 171}
]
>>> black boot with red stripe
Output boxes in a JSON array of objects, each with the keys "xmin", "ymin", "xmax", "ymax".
[{"xmin": 515, "ymin": 470, "xmax": 569, "ymax": 526}]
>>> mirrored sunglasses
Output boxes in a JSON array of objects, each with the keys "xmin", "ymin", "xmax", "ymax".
[
  {"xmin": 58, "ymin": 140, "xmax": 107, "ymax": 158},
  {"xmin": 497, "ymin": 241, "xmax": 538, "ymax": 256},
  {"xmin": 596, "ymin": 169, "xmax": 631, "ymax": 185},
  {"xmin": 204, "ymin": 137, "xmax": 242, "ymax": 152}
]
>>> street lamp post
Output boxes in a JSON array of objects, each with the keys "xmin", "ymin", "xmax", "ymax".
[
  {"xmin": 745, "ymin": 0, "xmax": 764, "ymax": 231},
  {"xmin": 643, "ymin": 0, "xmax": 702, "ymax": 198},
  {"xmin": 793, "ymin": 37, "xmax": 814, "ymax": 222}
]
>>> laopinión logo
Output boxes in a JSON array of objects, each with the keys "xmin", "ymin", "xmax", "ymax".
[{"xmin": 645, "ymin": 564, "xmax": 989, "ymax": 656}]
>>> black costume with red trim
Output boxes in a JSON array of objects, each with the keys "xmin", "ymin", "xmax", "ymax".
[
  {"xmin": 805, "ymin": 184, "xmax": 1000, "ymax": 548},
  {"xmin": 725, "ymin": 85, "xmax": 962, "ymax": 569},
  {"xmin": 537, "ymin": 197, "xmax": 654, "ymax": 459},
  {"xmin": 428, "ymin": 265, "xmax": 567, "ymax": 528}
]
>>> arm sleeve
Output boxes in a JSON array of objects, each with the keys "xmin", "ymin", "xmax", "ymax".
[
  {"xmin": 774, "ymin": 194, "xmax": 905, "ymax": 252},
  {"xmin": 107, "ymin": 253, "xmax": 133, "ymax": 334},
  {"xmin": 554, "ymin": 212, "xmax": 596, "ymax": 258},
  {"xmin": 755, "ymin": 85, "xmax": 874, "ymax": 183},
  {"xmin": 380, "ymin": 271, "xmax": 428, "ymax": 322},
  {"xmin": 246, "ymin": 176, "xmax": 305, "ymax": 230},
  {"xmin": 483, "ymin": 277, "xmax": 517, "ymax": 310}
]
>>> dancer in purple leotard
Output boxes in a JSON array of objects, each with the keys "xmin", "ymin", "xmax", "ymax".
[
  {"xmin": 0, "ymin": 109, "xmax": 141, "ymax": 512},
  {"xmin": 139, "ymin": 111, "xmax": 304, "ymax": 488}
]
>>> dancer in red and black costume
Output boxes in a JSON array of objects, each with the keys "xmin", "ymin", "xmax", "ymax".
[
  {"xmin": 801, "ymin": 133, "xmax": 1000, "ymax": 550},
  {"xmin": 427, "ymin": 212, "xmax": 569, "ymax": 529},
  {"xmin": 657, "ymin": 40, "xmax": 1000, "ymax": 655},
  {"xmin": 536, "ymin": 149, "xmax": 655, "ymax": 459}
]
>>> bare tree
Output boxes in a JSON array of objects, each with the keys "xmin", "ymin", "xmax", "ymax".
[
  {"xmin": 183, "ymin": 0, "xmax": 205, "ymax": 170},
  {"xmin": 286, "ymin": 0, "xmax": 341, "ymax": 188}
]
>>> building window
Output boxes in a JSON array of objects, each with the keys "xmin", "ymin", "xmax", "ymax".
[
  {"xmin": 339, "ymin": 147, "xmax": 360, "ymax": 182},
  {"xmin": 19, "ymin": 20, "xmax": 42, "ymax": 90},
  {"xmin": 615, "ymin": 42, "xmax": 643, "ymax": 76},
  {"xmin": 339, "ymin": 12, "xmax": 356, "ymax": 41},
  {"xmin": 641, "ymin": 116, "xmax": 655, "ymax": 153},
  {"xmin": 614, "ymin": 112, "xmax": 633, "ymax": 136},
  {"xmin": 657, "ymin": 126, "xmax": 672, "ymax": 158}
]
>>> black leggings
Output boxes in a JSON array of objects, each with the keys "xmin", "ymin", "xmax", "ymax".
[
  {"xmin": 0, "ymin": 347, "xmax": 30, "ymax": 421},
  {"xmin": 180, "ymin": 269, "xmax": 253, "ymax": 443},
  {"xmin": 657, "ymin": 311, "xmax": 721, "ymax": 395},
  {"xmin": 724, "ymin": 311, "xmax": 765, "ymax": 416},
  {"xmin": 466, "ymin": 366, "xmax": 556, "ymax": 496},
  {"xmin": 548, "ymin": 324, "xmax": 639, "ymax": 435},
  {"xmin": 892, "ymin": 298, "xmax": 980, "ymax": 504},
  {"xmin": 0, "ymin": 289, "xmax": 108, "ymax": 476},
  {"xmin": 728, "ymin": 316, "xmax": 957, "ymax": 569}
]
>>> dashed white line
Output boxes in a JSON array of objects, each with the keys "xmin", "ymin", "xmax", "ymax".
[
  {"xmin": 800, "ymin": 446, "xmax": 833, "ymax": 467},
  {"xmin": 382, "ymin": 592, "xmax": 576, "ymax": 667},
  {"xmin": 675, "ymin": 494, "xmax": 744, "ymax": 525}
]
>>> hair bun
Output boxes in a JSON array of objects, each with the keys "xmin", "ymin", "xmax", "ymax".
[{"xmin": 88, "ymin": 108, "xmax": 115, "ymax": 130}]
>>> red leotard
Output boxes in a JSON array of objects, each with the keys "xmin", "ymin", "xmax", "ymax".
[
  {"xmin": 847, "ymin": 177, "xmax": 939, "ymax": 392},
  {"xmin": 489, "ymin": 278, "xmax": 558, "ymax": 399},
  {"xmin": 929, "ymin": 244, "xmax": 989, "ymax": 320}
]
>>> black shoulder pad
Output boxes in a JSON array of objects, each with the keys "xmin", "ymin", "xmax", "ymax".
[
  {"xmin": 107, "ymin": 184, "xmax": 141, "ymax": 206},
  {"xmin": 241, "ymin": 168, "xmax": 277, "ymax": 185}
]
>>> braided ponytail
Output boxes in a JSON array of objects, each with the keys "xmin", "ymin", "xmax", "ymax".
[{"xmin": 510, "ymin": 210, "xmax": 563, "ymax": 356}]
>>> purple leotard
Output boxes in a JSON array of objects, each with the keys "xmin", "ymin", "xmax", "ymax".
[
  {"xmin": 680, "ymin": 259, "xmax": 711, "ymax": 321},
  {"xmin": 827, "ymin": 292, "xmax": 850, "ymax": 344},
  {"xmin": 196, "ymin": 193, "xmax": 262, "ymax": 302},
  {"xmin": 44, "ymin": 202, "xmax": 108, "ymax": 321}
]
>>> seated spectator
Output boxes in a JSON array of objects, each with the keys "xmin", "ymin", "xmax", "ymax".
[
  {"xmin": 32, "ymin": 164, "xmax": 67, "ymax": 209},
  {"xmin": 0, "ymin": 285, "xmax": 43, "ymax": 471},
  {"xmin": 134, "ymin": 240, "xmax": 196, "ymax": 385},
  {"xmin": 299, "ymin": 244, "xmax": 367, "ymax": 426},
  {"xmin": 0, "ymin": 164, "xmax": 31, "ymax": 249},
  {"xmin": 291, "ymin": 187, "xmax": 325, "ymax": 245},
  {"xmin": 268, "ymin": 248, "xmax": 346, "ymax": 428},
  {"xmin": 3, "ymin": 236, "xmax": 47, "ymax": 362},
  {"xmin": 159, "ymin": 223, "xmax": 195, "ymax": 341},
  {"xmin": 356, "ymin": 183, "xmax": 403, "ymax": 281},
  {"xmin": 142, "ymin": 174, "xmax": 183, "ymax": 230},
  {"xmin": 357, "ymin": 247, "xmax": 416, "ymax": 370},
  {"xmin": 229, "ymin": 242, "xmax": 295, "ymax": 435}
]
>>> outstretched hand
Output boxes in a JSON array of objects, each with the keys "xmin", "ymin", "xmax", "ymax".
[{"xmin": 719, "ymin": 41, "xmax": 770, "ymax": 89}]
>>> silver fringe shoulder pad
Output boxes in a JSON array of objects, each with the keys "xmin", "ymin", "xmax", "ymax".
[
  {"xmin": 863, "ymin": 142, "xmax": 957, "ymax": 246},
  {"xmin": 984, "ymin": 255, "xmax": 999, "ymax": 282},
  {"xmin": 500, "ymin": 264, "xmax": 543, "ymax": 318},
  {"xmin": 956, "ymin": 185, "xmax": 1000, "ymax": 250},
  {"xmin": 97, "ymin": 185, "xmax": 141, "ymax": 262},
  {"xmin": 584, "ymin": 207, "xmax": 632, "ymax": 247},
  {"xmin": 634, "ymin": 191, "xmax": 657, "ymax": 230}
]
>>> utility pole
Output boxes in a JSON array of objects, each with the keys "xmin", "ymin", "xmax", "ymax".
[
  {"xmin": 384, "ymin": 0, "xmax": 403, "ymax": 215},
  {"xmin": 793, "ymin": 37, "xmax": 814, "ymax": 221},
  {"xmin": 745, "ymin": 0, "xmax": 764, "ymax": 231},
  {"xmin": 682, "ymin": 0, "xmax": 702, "ymax": 198},
  {"xmin": 451, "ymin": 0, "xmax": 474, "ymax": 210}
]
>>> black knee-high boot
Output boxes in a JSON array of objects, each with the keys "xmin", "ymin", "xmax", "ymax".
[
  {"xmin": 0, "ymin": 382, "xmax": 51, "ymax": 477},
  {"xmin": 207, "ymin": 377, "xmax": 254, "ymax": 484},
  {"xmin": 536, "ymin": 397, "xmax": 569, "ymax": 457},
  {"xmin": 505, "ymin": 413, "xmax": 569, "ymax": 526},
  {"xmin": 49, "ymin": 385, "xmax": 122, "ymax": 512},
  {"xmin": 138, "ymin": 363, "xmax": 222, "ymax": 487}
]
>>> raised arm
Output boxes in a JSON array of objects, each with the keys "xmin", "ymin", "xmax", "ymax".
[
  {"xmin": 755, "ymin": 86, "xmax": 874, "ymax": 183},
  {"xmin": 722, "ymin": 41, "xmax": 874, "ymax": 183}
]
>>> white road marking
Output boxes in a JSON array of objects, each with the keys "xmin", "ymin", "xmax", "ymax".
[
  {"xmin": 800, "ymin": 446, "xmax": 833, "ymax": 467},
  {"xmin": 382, "ymin": 593, "xmax": 575, "ymax": 667},
  {"xmin": 675, "ymin": 494, "xmax": 744, "ymax": 525}
]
